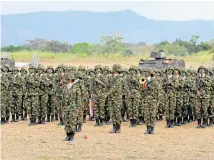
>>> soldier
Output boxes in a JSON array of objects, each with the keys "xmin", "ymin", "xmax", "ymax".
[
  {"xmin": 37, "ymin": 66, "xmax": 48, "ymax": 124},
  {"xmin": 63, "ymin": 75, "xmax": 81, "ymax": 142},
  {"xmin": 195, "ymin": 66, "xmax": 211, "ymax": 128},
  {"xmin": 125, "ymin": 66, "xmax": 140, "ymax": 127},
  {"xmin": 144, "ymin": 70, "xmax": 159, "ymax": 134},
  {"xmin": 55, "ymin": 64, "xmax": 66, "ymax": 125},
  {"xmin": 173, "ymin": 68, "xmax": 184, "ymax": 126},
  {"xmin": 46, "ymin": 66, "xmax": 56, "ymax": 122},
  {"xmin": 20, "ymin": 67, "xmax": 28, "ymax": 120},
  {"xmin": 25, "ymin": 66, "xmax": 39, "ymax": 125},
  {"xmin": 207, "ymin": 69, "xmax": 213, "ymax": 126},
  {"xmin": 11, "ymin": 67, "xmax": 24, "ymax": 122},
  {"xmin": 1, "ymin": 67, "xmax": 9, "ymax": 124},
  {"xmin": 163, "ymin": 68, "xmax": 176, "ymax": 128},
  {"xmin": 107, "ymin": 64, "xmax": 123, "ymax": 133}
]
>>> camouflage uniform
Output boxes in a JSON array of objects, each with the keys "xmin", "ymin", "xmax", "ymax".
[
  {"xmin": 25, "ymin": 66, "xmax": 39, "ymax": 125},
  {"xmin": 46, "ymin": 66, "xmax": 56, "ymax": 122},
  {"xmin": 1, "ymin": 67, "xmax": 9, "ymax": 124},
  {"xmin": 37, "ymin": 66, "xmax": 48, "ymax": 124},
  {"xmin": 20, "ymin": 67, "xmax": 28, "ymax": 120},
  {"xmin": 63, "ymin": 75, "xmax": 81, "ymax": 141},
  {"xmin": 163, "ymin": 68, "xmax": 176, "ymax": 128},
  {"xmin": 144, "ymin": 71, "xmax": 159, "ymax": 134},
  {"xmin": 173, "ymin": 68, "xmax": 184, "ymax": 125},
  {"xmin": 195, "ymin": 66, "xmax": 211, "ymax": 128},
  {"xmin": 107, "ymin": 64, "xmax": 123, "ymax": 133},
  {"xmin": 10, "ymin": 67, "xmax": 24, "ymax": 122}
]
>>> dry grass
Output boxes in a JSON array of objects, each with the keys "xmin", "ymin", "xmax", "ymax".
[{"xmin": 2, "ymin": 119, "xmax": 214, "ymax": 160}]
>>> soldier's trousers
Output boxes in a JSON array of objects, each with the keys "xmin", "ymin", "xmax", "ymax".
[
  {"xmin": 26, "ymin": 95, "xmax": 38, "ymax": 119},
  {"xmin": 21, "ymin": 95, "xmax": 28, "ymax": 118},
  {"xmin": 196, "ymin": 97, "xmax": 209, "ymax": 119},
  {"xmin": 138, "ymin": 99, "xmax": 145, "ymax": 120},
  {"xmin": 47, "ymin": 95, "xmax": 55, "ymax": 116},
  {"xmin": 1, "ymin": 95, "xmax": 7, "ymax": 118},
  {"xmin": 121, "ymin": 95, "xmax": 128, "ymax": 119},
  {"xmin": 55, "ymin": 95, "xmax": 63, "ymax": 118},
  {"xmin": 94, "ymin": 97, "xmax": 105, "ymax": 120},
  {"xmin": 127, "ymin": 98, "xmax": 138, "ymax": 120},
  {"xmin": 11, "ymin": 95, "xmax": 22, "ymax": 116},
  {"xmin": 109, "ymin": 95, "xmax": 122, "ymax": 125},
  {"xmin": 144, "ymin": 97, "xmax": 157, "ymax": 127},
  {"xmin": 189, "ymin": 95, "xmax": 197, "ymax": 117},
  {"xmin": 208, "ymin": 98, "xmax": 214, "ymax": 119},
  {"xmin": 175, "ymin": 96, "xmax": 183, "ymax": 118},
  {"xmin": 165, "ymin": 94, "xmax": 176, "ymax": 121},
  {"xmin": 76, "ymin": 109, "xmax": 83, "ymax": 125},
  {"xmin": 63, "ymin": 107, "xmax": 76, "ymax": 134},
  {"xmin": 104, "ymin": 97, "xmax": 111, "ymax": 121},
  {"xmin": 38, "ymin": 94, "xmax": 48, "ymax": 118}
]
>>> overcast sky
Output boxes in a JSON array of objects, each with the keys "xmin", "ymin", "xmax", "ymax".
[{"xmin": 1, "ymin": 1, "xmax": 214, "ymax": 21}]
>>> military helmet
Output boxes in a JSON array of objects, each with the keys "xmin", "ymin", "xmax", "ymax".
[
  {"xmin": 56, "ymin": 64, "xmax": 65, "ymax": 72},
  {"xmin": 165, "ymin": 67, "xmax": 174, "ymax": 74},
  {"xmin": 70, "ymin": 66, "xmax": 77, "ymax": 71},
  {"xmin": 28, "ymin": 65, "xmax": 37, "ymax": 72},
  {"xmin": 1, "ymin": 65, "xmax": 10, "ymax": 72},
  {"xmin": 46, "ymin": 66, "xmax": 55, "ymax": 73},
  {"xmin": 129, "ymin": 65, "xmax": 138, "ymax": 71},
  {"xmin": 174, "ymin": 68, "xmax": 181, "ymax": 75},
  {"xmin": 112, "ymin": 64, "xmax": 122, "ymax": 72},
  {"xmin": 78, "ymin": 65, "xmax": 86, "ymax": 71},
  {"xmin": 13, "ymin": 67, "xmax": 19, "ymax": 72},
  {"xmin": 94, "ymin": 64, "xmax": 103, "ymax": 71},
  {"xmin": 20, "ymin": 67, "xmax": 27, "ymax": 73},
  {"xmin": 198, "ymin": 66, "xmax": 207, "ymax": 73}
]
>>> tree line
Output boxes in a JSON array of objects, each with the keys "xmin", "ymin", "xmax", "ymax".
[{"xmin": 1, "ymin": 31, "xmax": 214, "ymax": 57}]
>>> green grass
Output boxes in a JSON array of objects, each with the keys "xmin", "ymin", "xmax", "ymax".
[{"xmin": 4, "ymin": 50, "xmax": 213, "ymax": 67}]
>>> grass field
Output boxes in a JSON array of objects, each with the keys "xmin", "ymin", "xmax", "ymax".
[{"xmin": 9, "ymin": 50, "xmax": 214, "ymax": 68}]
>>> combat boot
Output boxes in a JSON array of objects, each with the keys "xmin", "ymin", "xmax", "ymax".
[
  {"xmin": 24, "ymin": 112, "xmax": 27, "ymax": 120},
  {"xmin": 115, "ymin": 124, "xmax": 121, "ymax": 133},
  {"xmin": 10, "ymin": 115, "xmax": 15, "ymax": 122},
  {"xmin": 21, "ymin": 113, "xmax": 24, "ymax": 121},
  {"xmin": 1, "ymin": 118, "xmax": 5, "ymax": 125},
  {"xmin": 51, "ymin": 115, "xmax": 55, "ymax": 122},
  {"xmin": 55, "ymin": 114, "xmax": 58, "ymax": 121},
  {"xmin": 159, "ymin": 115, "xmax": 163, "ymax": 121},
  {"xmin": 37, "ymin": 117, "xmax": 42, "ymax": 124},
  {"xmin": 29, "ymin": 118, "xmax": 36, "ymax": 126},
  {"xmin": 106, "ymin": 117, "xmax": 110, "ymax": 125},
  {"xmin": 15, "ymin": 114, "xmax": 19, "ymax": 122},
  {"xmin": 144, "ymin": 125, "xmax": 150, "ymax": 134},
  {"xmin": 174, "ymin": 117, "xmax": 177, "ymax": 126},
  {"xmin": 41, "ymin": 117, "xmax": 46, "ymax": 124},
  {"xmin": 133, "ymin": 119, "xmax": 137, "ymax": 127},
  {"xmin": 46, "ymin": 114, "xmax": 50, "ymax": 122},
  {"xmin": 69, "ymin": 133, "xmax": 75, "ymax": 141},
  {"xmin": 209, "ymin": 118, "xmax": 213, "ymax": 126},
  {"xmin": 196, "ymin": 119, "xmax": 202, "ymax": 128},
  {"xmin": 177, "ymin": 117, "xmax": 182, "ymax": 126},
  {"xmin": 5, "ymin": 116, "xmax": 9, "ymax": 124},
  {"xmin": 94, "ymin": 119, "xmax": 99, "ymax": 127},
  {"xmin": 129, "ymin": 119, "xmax": 133, "ymax": 127},
  {"xmin": 138, "ymin": 117, "xmax": 143, "ymax": 125},
  {"xmin": 59, "ymin": 117, "xmax": 64, "ymax": 125},
  {"xmin": 100, "ymin": 119, "xmax": 105, "ymax": 126},
  {"xmin": 64, "ymin": 133, "xmax": 70, "ymax": 141},
  {"xmin": 183, "ymin": 117, "xmax": 188, "ymax": 124},
  {"xmin": 166, "ymin": 120, "xmax": 170, "ymax": 128},
  {"xmin": 201, "ymin": 118, "xmax": 207, "ymax": 128},
  {"xmin": 109, "ymin": 124, "xmax": 116, "ymax": 133},
  {"xmin": 150, "ymin": 126, "xmax": 154, "ymax": 134}
]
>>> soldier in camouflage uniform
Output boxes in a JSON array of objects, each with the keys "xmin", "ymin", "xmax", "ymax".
[
  {"xmin": 173, "ymin": 68, "xmax": 184, "ymax": 126},
  {"xmin": 107, "ymin": 64, "xmax": 123, "ymax": 133},
  {"xmin": 20, "ymin": 67, "xmax": 28, "ymax": 120},
  {"xmin": 10, "ymin": 67, "xmax": 24, "ymax": 122},
  {"xmin": 46, "ymin": 66, "xmax": 56, "ymax": 122},
  {"xmin": 144, "ymin": 70, "xmax": 159, "ymax": 134},
  {"xmin": 37, "ymin": 66, "xmax": 48, "ymax": 124},
  {"xmin": 1, "ymin": 67, "xmax": 9, "ymax": 124},
  {"xmin": 25, "ymin": 66, "xmax": 39, "ymax": 125},
  {"xmin": 195, "ymin": 66, "xmax": 211, "ymax": 128},
  {"xmin": 207, "ymin": 69, "xmax": 213, "ymax": 126},
  {"xmin": 63, "ymin": 75, "xmax": 81, "ymax": 142},
  {"xmin": 55, "ymin": 65, "xmax": 66, "ymax": 125},
  {"xmin": 125, "ymin": 66, "xmax": 140, "ymax": 127},
  {"xmin": 163, "ymin": 68, "xmax": 176, "ymax": 128}
]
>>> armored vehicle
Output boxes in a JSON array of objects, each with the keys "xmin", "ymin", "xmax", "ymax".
[
  {"xmin": 0, "ymin": 52, "xmax": 15, "ymax": 69},
  {"xmin": 139, "ymin": 50, "xmax": 185, "ymax": 69}
]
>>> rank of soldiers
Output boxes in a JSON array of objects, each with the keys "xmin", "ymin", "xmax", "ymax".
[{"xmin": 1, "ymin": 64, "xmax": 214, "ymax": 142}]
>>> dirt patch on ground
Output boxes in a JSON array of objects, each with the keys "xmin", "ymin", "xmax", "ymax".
[{"xmin": 1, "ymin": 119, "xmax": 214, "ymax": 160}]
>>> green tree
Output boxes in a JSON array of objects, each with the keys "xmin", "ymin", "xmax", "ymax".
[
  {"xmin": 72, "ymin": 43, "xmax": 91, "ymax": 55},
  {"xmin": 100, "ymin": 30, "xmax": 126, "ymax": 54},
  {"xmin": 190, "ymin": 35, "xmax": 200, "ymax": 45}
]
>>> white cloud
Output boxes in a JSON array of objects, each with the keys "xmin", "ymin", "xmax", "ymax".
[{"xmin": 1, "ymin": 1, "xmax": 214, "ymax": 20}]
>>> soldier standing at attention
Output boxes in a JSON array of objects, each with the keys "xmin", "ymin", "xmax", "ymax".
[
  {"xmin": 107, "ymin": 64, "xmax": 123, "ymax": 133},
  {"xmin": 144, "ymin": 70, "xmax": 159, "ymax": 134},
  {"xmin": 63, "ymin": 75, "xmax": 81, "ymax": 142}
]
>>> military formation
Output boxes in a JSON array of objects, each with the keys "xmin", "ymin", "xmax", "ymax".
[{"xmin": 1, "ymin": 64, "xmax": 214, "ymax": 142}]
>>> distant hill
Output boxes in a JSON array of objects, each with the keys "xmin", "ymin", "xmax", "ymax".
[{"xmin": 2, "ymin": 10, "xmax": 214, "ymax": 46}]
